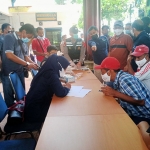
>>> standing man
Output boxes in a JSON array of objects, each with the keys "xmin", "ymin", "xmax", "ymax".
[
  {"xmin": 102, "ymin": 25, "xmax": 110, "ymax": 41},
  {"xmin": 109, "ymin": 20, "xmax": 133, "ymax": 70},
  {"xmin": 125, "ymin": 23, "xmax": 134, "ymax": 40},
  {"xmin": 88, "ymin": 26, "xmax": 108, "ymax": 82},
  {"xmin": 131, "ymin": 19, "xmax": 150, "ymax": 72},
  {"xmin": 0, "ymin": 23, "xmax": 12, "ymax": 54},
  {"xmin": 1, "ymin": 24, "xmax": 39, "ymax": 107},
  {"xmin": 63, "ymin": 26, "xmax": 85, "ymax": 68},
  {"xmin": 32, "ymin": 27, "xmax": 51, "ymax": 65}
]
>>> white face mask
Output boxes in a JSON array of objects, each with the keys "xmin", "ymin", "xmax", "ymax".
[
  {"xmin": 101, "ymin": 71, "xmax": 111, "ymax": 82},
  {"xmin": 135, "ymin": 58, "xmax": 147, "ymax": 69},
  {"xmin": 114, "ymin": 29, "xmax": 123, "ymax": 36}
]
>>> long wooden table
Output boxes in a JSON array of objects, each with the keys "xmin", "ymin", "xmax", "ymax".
[{"xmin": 36, "ymin": 70, "xmax": 148, "ymax": 150}]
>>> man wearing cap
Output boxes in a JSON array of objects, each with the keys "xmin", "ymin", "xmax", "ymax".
[
  {"xmin": 109, "ymin": 20, "xmax": 133, "ymax": 70},
  {"xmin": 130, "ymin": 19, "xmax": 150, "ymax": 72},
  {"xmin": 62, "ymin": 26, "xmax": 85, "ymax": 68},
  {"xmin": 127, "ymin": 45, "xmax": 150, "ymax": 90},
  {"xmin": 95, "ymin": 57, "xmax": 150, "ymax": 149}
]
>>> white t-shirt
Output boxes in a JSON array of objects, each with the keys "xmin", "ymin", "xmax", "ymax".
[{"xmin": 134, "ymin": 61, "xmax": 150, "ymax": 91}]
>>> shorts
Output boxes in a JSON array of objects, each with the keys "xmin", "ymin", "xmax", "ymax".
[{"xmin": 130, "ymin": 116, "xmax": 150, "ymax": 125}]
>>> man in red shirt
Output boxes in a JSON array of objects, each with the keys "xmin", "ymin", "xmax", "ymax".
[{"xmin": 32, "ymin": 27, "xmax": 51, "ymax": 65}]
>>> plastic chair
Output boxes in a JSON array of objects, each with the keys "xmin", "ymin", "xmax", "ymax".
[
  {"xmin": 31, "ymin": 69, "xmax": 38, "ymax": 78},
  {"xmin": 0, "ymin": 138, "xmax": 36, "ymax": 150},
  {"xmin": 0, "ymin": 93, "xmax": 8, "ymax": 138},
  {"xmin": 9, "ymin": 72, "xmax": 26, "ymax": 101},
  {"xmin": 0, "ymin": 93, "xmax": 8, "ymax": 122}
]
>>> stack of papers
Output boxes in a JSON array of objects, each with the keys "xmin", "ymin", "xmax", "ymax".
[{"xmin": 67, "ymin": 86, "xmax": 91, "ymax": 98}]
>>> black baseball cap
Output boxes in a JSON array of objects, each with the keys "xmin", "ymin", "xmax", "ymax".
[{"xmin": 69, "ymin": 26, "xmax": 78, "ymax": 34}]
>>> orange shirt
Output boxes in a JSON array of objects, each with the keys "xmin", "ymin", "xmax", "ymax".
[{"xmin": 109, "ymin": 33, "xmax": 133, "ymax": 69}]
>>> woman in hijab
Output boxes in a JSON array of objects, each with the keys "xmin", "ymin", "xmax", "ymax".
[{"xmin": 24, "ymin": 54, "xmax": 71, "ymax": 123}]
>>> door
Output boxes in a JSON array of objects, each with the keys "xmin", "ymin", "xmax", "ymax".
[{"xmin": 45, "ymin": 28, "xmax": 62, "ymax": 50}]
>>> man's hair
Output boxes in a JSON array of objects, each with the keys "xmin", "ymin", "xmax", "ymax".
[
  {"xmin": 102, "ymin": 25, "xmax": 109, "ymax": 30},
  {"xmin": 47, "ymin": 45, "xmax": 58, "ymax": 52},
  {"xmin": 1, "ymin": 23, "xmax": 11, "ymax": 32},
  {"xmin": 36, "ymin": 27, "xmax": 43, "ymax": 33},
  {"xmin": 125, "ymin": 23, "xmax": 132, "ymax": 26},
  {"xmin": 132, "ymin": 20, "xmax": 144, "ymax": 31},
  {"xmin": 88, "ymin": 26, "xmax": 98, "ymax": 33},
  {"xmin": 141, "ymin": 17, "xmax": 150, "ymax": 27},
  {"xmin": 61, "ymin": 35, "xmax": 66, "ymax": 40},
  {"xmin": 20, "ymin": 24, "xmax": 35, "ymax": 34}
]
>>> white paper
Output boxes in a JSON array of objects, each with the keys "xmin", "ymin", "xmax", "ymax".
[
  {"xmin": 75, "ymin": 89, "xmax": 92, "ymax": 98},
  {"xmin": 67, "ymin": 86, "xmax": 83, "ymax": 96}
]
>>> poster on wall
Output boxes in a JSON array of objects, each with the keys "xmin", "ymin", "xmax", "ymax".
[
  {"xmin": 36, "ymin": 12, "xmax": 57, "ymax": 21},
  {"xmin": 8, "ymin": 6, "xmax": 31, "ymax": 13}
]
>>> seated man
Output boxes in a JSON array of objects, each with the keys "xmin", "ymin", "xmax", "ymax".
[
  {"xmin": 40, "ymin": 45, "xmax": 63, "ymax": 67},
  {"xmin": 95, "ymin": 57, "xmax": 150, "ymax": 149},
  {"xmin": 127, "ymin": 45, "xmax": 150, "ymax": 91}
]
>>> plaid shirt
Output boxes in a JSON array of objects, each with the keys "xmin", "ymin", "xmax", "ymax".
[{"xmin": 113, "ymin": 70, "xmax": 150, "ymax": 119}]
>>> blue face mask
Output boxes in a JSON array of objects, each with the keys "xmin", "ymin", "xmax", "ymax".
[
  {"xmin": 22, "ymin": 38, "xmax": 30, "ymax": 43},
  {"xmin": 73, "ymin": 34, "xmax": 78, "ymax": 39},
  {"xmin": 125, "ymin": 30, "xmax": 131, "ymax": 34}
]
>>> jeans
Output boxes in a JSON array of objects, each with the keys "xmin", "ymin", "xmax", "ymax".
[{"xmin": 1, "ymin": 72, "xmax": 25, "ymax": 107}]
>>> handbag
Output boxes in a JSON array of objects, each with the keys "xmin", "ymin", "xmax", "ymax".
[
  {"xmin": 18, "ymin": 39, "xmax": 29, "ymax": 78},
  {"xmin": 8, "ymin": 97, "xmax": 25, "ymax": 125}
]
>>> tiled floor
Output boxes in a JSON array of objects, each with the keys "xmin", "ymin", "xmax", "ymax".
[{"xmin": 0, "ymin": 73, "xmax": 39, "ymax": 141}]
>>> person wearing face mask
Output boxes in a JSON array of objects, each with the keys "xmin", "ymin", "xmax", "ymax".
[
  {"xmin": 95, "ymin": 57, "xmax": 150, "ymax": 149},
  {"xmin": 24, "ymin": 54, "xmax": 71, "ymax": 123},
  {"xmin": 32, "ymin": 27, "xmax": 51, "ymax": 66},
  {"xmin": 109, "ymin": 20, "xmax": 133, "ymax": 70},
  {"xmin": 88, "ymin": 26, "xmax": 108, "ymax": 82},
  {"xmin": 63, "ymin": 26, "xmax": 85, "ymax": 68},
  {"xmin": 130, "ymin": 19, "xmax": 150, "ymax": 72},
  {"xmin": 125, "ymin": 23, "xmax": 134, "ymax": 40},
  {"xmin": 127, "ymin": 45, "xmax": 150, "ymax": 91}
]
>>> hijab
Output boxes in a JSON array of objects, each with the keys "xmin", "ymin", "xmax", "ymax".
[{"xmin": 31, "ymin": 54, "xmax": 69, "ymax": 85}]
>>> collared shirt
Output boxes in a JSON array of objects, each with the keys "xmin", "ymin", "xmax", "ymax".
[
  {"xmin": 88, "ymin": 36, "xmax": 108, "ymax": 65},
  {"xmin": 2, "ymin": 32, "xmax": 28, "ymax": 76},
  {"xmin": 62, "ymin": 37, "xmax": 85, "ymax": 63},
  {"xmin": 134, "ymin": 61, "xmax": 150, "ymax": 91},
  {"xmin": 32, "ymin": 37, "xmax": 51, "ymax": 62},
  {"xmin": 109, "ymin": 33, "xmax": 133, "ymax": 69},
  {"xmin": 113, "ymin": 70, "xmax": 150, "ymax": 119}
]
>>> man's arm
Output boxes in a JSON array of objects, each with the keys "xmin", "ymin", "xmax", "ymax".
[
  {"xmin": 127, "ymin": 57, "xmax": 135, "ymax": 75},
  {"xmin": 101, "ymin": 86, "xmax": 145, "ymax": 106},
  {"xmin": 63, "ymin": 46, "xmax": 72, "ymax": 62},
  {"xmin": 79, "ymin": 46, "xmax": 85, "ymax": 63}
]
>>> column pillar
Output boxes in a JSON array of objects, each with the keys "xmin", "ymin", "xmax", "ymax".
[{"xmin": 83, "ymin": 0, "xmax": 101, "ymax": 60}]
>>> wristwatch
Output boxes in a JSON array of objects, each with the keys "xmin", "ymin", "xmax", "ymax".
[{"xmin": 24, "ymin": 62, "xmax": 30, "ymax": 67}]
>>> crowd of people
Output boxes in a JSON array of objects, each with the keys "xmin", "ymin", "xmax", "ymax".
[{"xmin": 1, "ymin": 16, "xmax": 150, "ymax": 149}]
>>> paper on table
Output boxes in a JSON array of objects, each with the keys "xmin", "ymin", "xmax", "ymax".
[
  {"xmin": 75, "ymin": 89, "xmax": 92, "ymax": 98},
  {"xmin": 67, "ymin": 86, "xmax": 83, "ymax": 96}
]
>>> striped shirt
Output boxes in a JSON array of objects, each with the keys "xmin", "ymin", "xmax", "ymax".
[{"xmin": 113, "ymin": 70, "xmax": 150, "ymax": 118}]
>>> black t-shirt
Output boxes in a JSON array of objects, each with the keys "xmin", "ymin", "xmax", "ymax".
[{"xmin": 131, "ymin": 31, "xmax": 150, "ymax": 71}]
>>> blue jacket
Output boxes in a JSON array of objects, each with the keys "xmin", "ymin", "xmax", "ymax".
[{"xmin": 88, "ymin": 36, "xmax": 108, "ymax": 65}]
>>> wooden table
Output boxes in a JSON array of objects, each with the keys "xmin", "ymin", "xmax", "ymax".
[
  {"xmin": 48, "ymin": 79, "xmax": 125, "ymax": 117},
  {"xmin": 36, "ymin": 114, "xmax": 147, "ymax": 150},
  {"xmin": 36, "ymin": 70, "xmax": 148, "ymax": 150}
]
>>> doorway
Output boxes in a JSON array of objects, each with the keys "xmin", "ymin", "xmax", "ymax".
[{"xmin": 45, "ymin": 28, "xmax": 62, "ymax": 50}]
